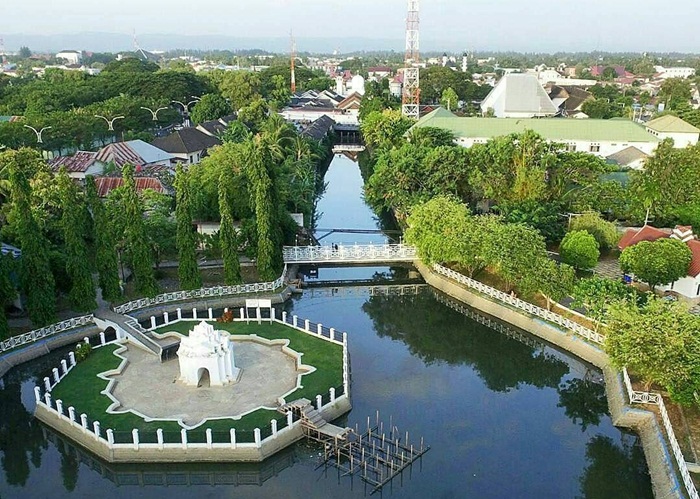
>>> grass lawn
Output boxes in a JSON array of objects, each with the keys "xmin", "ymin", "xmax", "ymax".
[{"xmin": 50, "ymin": 322, "xmax": 342, "ymax": 442}]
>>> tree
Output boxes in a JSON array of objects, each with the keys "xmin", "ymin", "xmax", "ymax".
[
  {"xmin": 536, "ymin": 259, "xmax": 576, "ymax": 310},
  {"xmin": 57, "ymin": 169, "xmax": 96, "ymax": 312},
  {"xmin": 559, "ymin": 230, "xmax": 600, "ymax": 270},
  {"xmin": 0, "ymin": 253, "xmax": 17, "ymax": 339},
  {"xmin": 498, "ymin": 200, "xmax": 565, "ymax": 243},
  {"xmin": 18, "ymin": 46, "xmax": 32, "ymax": 59},
  {"xmin": 219, "ymin": 172, "xmax": 242, "ymax": 285},
  {"xmin": 121, "ymin": 164, "xmax": 158, "ymax": 297},
  {"xmin": 619, "ymin": 238, "xmax": 692, "ymax": 290},
  {"xmin": 360, "ymin": 109, "xmax": 414, "ymax": 150},
  {"xmin": 85, "ymin": 176, "xmax": 121, "ymax": 301},
  {"xmin": 572, "ymin": 276, "xmax": 632, "ymax": 327},
  {"xmin": 238, "ymin": 98, "xmax": 269, "ymax": 133},
  {"xmin": 208, "ymin": 70, "xmax": 261, "ymax": 110},
  {"xmin": 407, "ymin": 126, "xmax": 455, "ymax": 148},
  {"xmin": 581, "ymin": 98, "xmax": 613, "ymax": 119},
  {"xmin": 175, "ymin": 166, "xmax": 201, "ymax": 290},
  {"xmin": 569, "ymin": 213, "xmax": 620, "ymax": 250},
  {"xmin": 189, "ymin": 93, "xmax": 232, "ymax": 124},
  {"xmin": 602, "ymin": 67, "xmax": 618, "ymax": 81},
  {"xmin": 440, "ymin": 87, "xmax": 460, "ymax": 111},
  {"xmin": 659, "ymin": 78, "xmax": 692, "ymax": 110},
  {"xmin": 606, "ymin": 297, "xmax": 700, "ymax": 404},
  {"xmin": 3, "ymin": 149, "xmax": 56, "ymax": 326}
]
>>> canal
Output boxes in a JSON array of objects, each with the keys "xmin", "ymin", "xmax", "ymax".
[{"xmin": 0, "ymin": 153, "xmax": 653, "ymax": 498}]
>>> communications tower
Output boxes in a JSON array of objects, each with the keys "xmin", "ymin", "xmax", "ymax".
[
  {"xmin": 401, "ymin": 0, "xmax": 420, "ymax": 119},
  {"xmin": 290, "ymin": 31, "xmax": 297, "ymax": 94}
]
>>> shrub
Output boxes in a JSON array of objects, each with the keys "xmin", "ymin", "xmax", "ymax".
[
  {"xmin": 569, "ymin": 212, "xmax": 620, "ymax": 250},
  {"xmin": 75, "ymin": 342, "xmax": 92, "ymax": 363},
  {"xmin": 217, "ymin": 309, "xmax": 234, "ymax": 323},
  {"xmin": 560, "ymin": 230, "xmax": 600, "ymax": 270}
]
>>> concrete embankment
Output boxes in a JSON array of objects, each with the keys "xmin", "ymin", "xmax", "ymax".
[{"xmin": 414, "ymin": 261, "xmax": 681, "ymax": 499}]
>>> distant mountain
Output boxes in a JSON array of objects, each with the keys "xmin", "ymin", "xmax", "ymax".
[{"xmin": 2, "ymin": 32, "xmax": 406, "ymax": 54}]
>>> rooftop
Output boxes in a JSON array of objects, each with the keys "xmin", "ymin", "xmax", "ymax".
[
  {"xmin": 48, "ymin": 151, "xmax": 98, "ymax": 173},
  {"xmin": 413, "ymin": 109, "xmax": 660, "ymax": 143},
  {"xmin": 151, "ymin": 127, "xmax": 221, "ymax": 155},
  {"xmin": 645, "ymin": 115, "xmax": 700, "ymax": 134}
]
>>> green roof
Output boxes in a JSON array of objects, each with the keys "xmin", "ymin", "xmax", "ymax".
[
  {"xmin": 645, "ymin": 115, "xmax": 700, "ymax": 134},
  {"xmin": 413, "ymin": 110, "xmax": 659, "ymax": 143}
]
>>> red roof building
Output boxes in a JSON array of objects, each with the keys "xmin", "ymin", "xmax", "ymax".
[{"xmin": 93, "ymin": 176, "xmax": 167, "ymax": 197}]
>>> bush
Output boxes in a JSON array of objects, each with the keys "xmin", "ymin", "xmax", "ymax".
[
  {"xmin": 75, "ymin": 342, "xmax": 93, "ymax": 363},
  {"xmin": 217, "ymin": 310, "xmax": 234, "ymax": 323},
  {"xmin": 569, "ymin": 213, "xmax": 620, "ymax": 250},
  {"xmin": 560, "ymin": 230, "xmax": 600, "ymax": 270}
]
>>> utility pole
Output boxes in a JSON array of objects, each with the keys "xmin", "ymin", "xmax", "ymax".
[
  {"xmin": 401, "ymin": 0, "xmax": 420, "ymax": 120},
  {"xmin": 290, "ymin": 31, "xmax": 297, "ymax": 94}
]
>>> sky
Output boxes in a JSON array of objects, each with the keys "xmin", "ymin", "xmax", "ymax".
[{"xmin": 3, "ymin": 0, "xmax": 699, "ymax": 53}]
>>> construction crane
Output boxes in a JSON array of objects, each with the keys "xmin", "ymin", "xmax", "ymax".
[
  {"xmin": 290, "ymin": 31, "xmax": 297, "ymax": 94},
  {"xmin": 401, "ymin": 0, "xmax": 420, "ymax": 119}
]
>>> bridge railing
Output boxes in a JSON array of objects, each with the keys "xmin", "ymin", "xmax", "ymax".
[
  {"xmin": 283, "ymin": 244, "xmax": 417, "ymax": 262},
  {"xmin": 0, "ymin": 315, "xmax": 95, "ymax": 354},
  {"xmin": 113, "ymin": 266, "xmax": 287, "ymax": 315}
]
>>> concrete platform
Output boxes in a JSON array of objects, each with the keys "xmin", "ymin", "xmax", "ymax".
[{"xmin": 106, "ymin": 339, "xmax": 311, "ymax": 427}]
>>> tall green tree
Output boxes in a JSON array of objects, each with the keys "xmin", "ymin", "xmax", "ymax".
[
  {"xmin": 219, "ymin": 172, "xmax": 242, "ymax": 285},
  {"xmin": 0, "ymin": 253, "xmax": 17, "ymax": 339},
  {"xmin": 190, "ymin": 93, "xmax": 232, "ymax": 124},
  {"xmin": 3, "ymin": 149, "xmax": 56, "ymax": 326},
  {"xmin": 57, "ymin": 169, "xmax": 96, "ymax": 312},
  {"xmin": 175, "ymin": 166, "xmax": 201, "ymax": 290},
  {"xmin": 572, "ymin": 276, "xmax": 633, "ymax": 327},
  {"xmin": 121, "ymin": 164, "xmax": 158, "ymax": 297},
  {"xmin": 85, "ymin": 176, "xmax": 121, "ymax": 302},
  {"xmin": 440, "ymin": 87, "xmax": 460, "ymax": 111},
  {"xmin": 559, "ymin": 230, "xmax": 600, "ymax": 270}
]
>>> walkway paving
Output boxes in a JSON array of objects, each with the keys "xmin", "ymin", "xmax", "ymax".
[
  {"xmin": 593, "ymin": 257, "xmax": 623, "ymax": 280},
  {"xmin": 106, "ymin": 340, "xmax": 308, "ymax": 427}
]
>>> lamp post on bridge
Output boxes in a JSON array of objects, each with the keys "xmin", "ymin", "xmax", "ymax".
[
  {"xmin": 94, "ymin": 115, "xmax": 125, "ymax": 132},
  {"xmin": 23, "ymin": 125, "xmax": 51, "ymax": 144},
  {"xmin": 172, "ymin": 97, "xmax": 200, "ymax": 127}
]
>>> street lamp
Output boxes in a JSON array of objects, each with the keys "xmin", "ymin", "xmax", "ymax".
[
  {"xmin": 94, "ymin": 115, "xmax": 125, "ymax": 131},
  {"xmin": 171, "ymin": 96, "xmax": 201, "ymax": 113},
  {"xmin": 23, "ymin": 125, "xmax": 51, "ymax": 144},
  {"xmin": 140, "ymin": 106, "xmax": 169, "ymax": 121}
]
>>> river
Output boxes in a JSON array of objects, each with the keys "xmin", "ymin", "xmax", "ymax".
[{"xmin": 0, "ymin": 153, "xmax": 653, "ymax": 498}]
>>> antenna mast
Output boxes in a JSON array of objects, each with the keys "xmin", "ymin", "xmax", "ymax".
[
  {"xmin": 290, "ymin": 31, "xmax": 297, "ymax": 94},
  {"xmin": 0, "ymin": 37, "xmax": 5, "ymax": 65},
  {"xmin": 402, "ymin": 0, "xmax": 420, "ymax": 119}
]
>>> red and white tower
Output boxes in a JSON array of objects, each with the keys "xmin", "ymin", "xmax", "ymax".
[
  {"xmin": 290, "ymin": 31, "xmax": 297, "ymax": 94},
  {"xmin": 402, "ymin": 0, "xmax": 420, "ymax": 119}
]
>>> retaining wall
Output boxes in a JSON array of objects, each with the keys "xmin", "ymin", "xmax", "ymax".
[{"xmin": 415, "ymin": 261, "xmax": 681, "ymax": 499}]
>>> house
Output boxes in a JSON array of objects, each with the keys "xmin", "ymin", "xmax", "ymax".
[
  {"xmin": 412, "ymin": 108, "xmax": 660, "ymax": 158},
  {"xmin": 337, "ymin": 92, "xmax": 363, "ymax": 118},
  {"xmin": 93, "ymin": 176, "xmax": 168, "ymax": 197},
  {"xmin": 619, "ymin": 225, "xmax": 700, "ymax": 300},
  {"xmin": 95, "ymin": 140, "xmax": 175, "ymax": 172},
  {"xmin": 548, "ymin": 85, "xmax": 593, "ymax": 118},
  {"xmin": 644, "ymin": 115, "xmax": 700, "ymax": 148},
  {"xmin": 300, "ymin": 115, "xmax": 335, "ymax": 142},
  {"xmin": 480, "ymin": 73, "xmax": 558, "ymax": 118},
  {"xmin": 606, "ymin": 146, "xmax": 649, "ymax": 170},
  {"xmin": 151, "ymin": 128, "xmax": 221, "ymax": 165},
  {"xmin": 367, "ymin": 66, "xmax": 392, "ymax": 80},
  {"xmin": 48, "ymin": 151, "xmax": 102, "ymax": 179},
  {"xmin": 654, "ymin": 66, "xmax": 695, "ymax": 79},
  {"xmin": 590, "ymin": 65, "xmax": 633, "ymax": 79}
]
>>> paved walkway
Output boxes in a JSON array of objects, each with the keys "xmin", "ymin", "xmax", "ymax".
[{"xmin": 106, "ymin": 340, "xmax": 309, "ymax": 427}]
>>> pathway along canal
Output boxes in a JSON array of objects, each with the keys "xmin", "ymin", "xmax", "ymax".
[{"xmin": 0, "ymin": 153, "xmax": 653, "ymax": 498}]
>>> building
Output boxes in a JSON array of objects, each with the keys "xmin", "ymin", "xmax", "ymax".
[
  {"xmin": 55, "ymin": 50, "xmax": 82, "ymax": 65},
  {"xmin": 618, "ymin": 225, "xmax": 700, "ymax": 300},
  {"xmin": 412, "ymin": 108, "xmax": 660, "ymax": 158},
  {"xmin": 95, "ymin": 140, "xmax": 175, "ymax": 171},
  {"xmin": 92, "ymin": 176, "xmax": 168, "ymax": 197},
  {"xmin": 606, "ymin": 146, "xmax": 649, "ymax": 170},
  {"xmin": 654, "ymin": 66, "xmax": 696, "ymax": 79},
  {"xmin": 644, "ymin": 115, "xmax": 700, "ymax": 148},
  {"xmin": 548, "ymin": 85, "xmax": 593, "ymax": 118},
  {"xmin": 48, "ymin": 151, "xmax": 102, "ymax": 180},
  {"xmin": 480, "ymin": 73, "xmax": 558, "ymax": 118},
  {"xmin": 367, "ymin": 66, "xmax": 392, "ymax": 80},
  {"xmin": 151, "ymin": 128, "xmax": 221, "ymax": 165}
]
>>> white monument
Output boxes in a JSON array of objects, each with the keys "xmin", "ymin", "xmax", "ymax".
[{"xmin": 177, "ymin": 321, "xmax": 240, "ymax": 387}]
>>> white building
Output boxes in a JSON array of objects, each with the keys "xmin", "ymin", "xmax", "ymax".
[
  {"xmin": 480, "ymin": 73, "xmax": 558, "ymax": 118},
  {"xmin": 178, "ymin": 321, "xmax": 240, "ymax": 387},
  {"xmin": 644, "ymin": 115, "xmax": 700, "ymax": 148},
  {"xmin": 654, "ymin": 66, "xmax": 696, "ymax": 79},
  {"xmin": 55, "ymin": 50, "xmax": 82, "ymax": 65},
  {"xmin": 413, "ymin": 108, "xmax": 660, "ymax": 158}
]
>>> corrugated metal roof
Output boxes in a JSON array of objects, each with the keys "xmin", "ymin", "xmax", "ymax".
[
  {"xmin": 93, "ymin": 176, "xmax": 166, "ymax": 197},
  {"xmin": 48, "ymin": 151, "xmax": 98, "ymax": 173},
  {"xmin": 413, "ymin": 109, "xmax": 659, "ymax": 143},
  {"xmin": 645, "ymin": 115, "xmax": 700, "ymax": 134},
  {"xmin": 618, "ymin": 226, "xmax": 671, "ymax": 250},
  {"xmin": 95, "ymin": 140, "xmax": 173, "ymax": 168},
  {"xmin": 482, "ymin": 73, "xmax": 558, "ymax": 116}
]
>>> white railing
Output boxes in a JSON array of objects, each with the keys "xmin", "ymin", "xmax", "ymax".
[
  {"xmin": 114, "ymin": 265, "xmax": 288, "ymax": 315},
  {"xmin": 432, "ymin": 263, "xmax": 606, "ymax": 345},
  {"xmin": 283, "ymin": 244, "xmax": 417, "ymax": 263},
  {"xmin": 622, "ymin": 369, "xmax": 699, "ymax": 499},
  {"xmin": 0, "ymin": 315, "xmax": 95, "ymax": 354}
]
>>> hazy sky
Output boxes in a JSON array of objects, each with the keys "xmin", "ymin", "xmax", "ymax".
[{"xmin": 4, "ymin": 0, "xmax": 698, "ymax": 52}]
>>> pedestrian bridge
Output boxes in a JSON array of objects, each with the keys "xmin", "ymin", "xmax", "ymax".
[{"xmin": 283, "ymin": 244, "xmax": 417, "ymax": 264}]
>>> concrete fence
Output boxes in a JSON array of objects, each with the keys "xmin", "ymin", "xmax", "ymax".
[
  {"xmin": 114, "ymin": 266, "xmax": 288, "ymax": 315},
  {"xmin": 622, "ymin": 369, "xmax": 699, "ymax": 499},
  {"xmin": 432, "ymin": 263, "xmax": 606, "ymax": 345},
  {"xmin": 0, "ymin": 315, "xmax": 95, "ymax": 354}
]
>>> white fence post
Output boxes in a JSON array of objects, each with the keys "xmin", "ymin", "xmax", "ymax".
[
  {"xmin": 177, "ymin": 308, "xmax": 182, "ymax": 320},
  {"xmin": 34, "ymin": 386, "xmax": 41, "ymax": 403},
  {"xmin": 69, "ymin": 352, "xmax": 76, "ymax": 366},
  {"xmin": 206, "ymin": 428, "xmax": 213, "ymax": 449},
  {"xmin": 293, "ymin": 315, "xmax": 298, "ymax": 328},
  {"xmin": 287, "ymin": 411, "xmax": 293, "ymax": 427},
  {"xmin": 150, "ymin": 316, "xmax": 157, "ymax": 329},
  {"xmin": 254, "ymin": 428, "xmax": 261, "ymax": 447},
  {"xmin": 61, "ymin": 359, "xmax": 68, "ymax": 374},
  {"xmin": 68, "ymin": 407, "xmax": 76, "ymax": 422},
  {"xmin": 330, "ymin": 328, "xmax": 336, "ymax": 341},
  {"xmin": 44, "ymin": 392, "xmax": 52, "ymax": 407},
  {"xmin": 93, "ymin": 421, "xmax": 100, "ymax": 439},
  {"xmin": 317, "ymin": 323, "xmax": 323, "ymax": 336},
  {"xmin": 132, "ymin": 429, "xmax": 139, "ymax": 450},
  {"xmin": 230, "ymin": 429, "xmax": 236, "ymax": 449},
  {"xmin": 208, "ymin": 308, "xmax": 213, "ymax": 320},
  {"xmin": 271, "ymin": 419, "xmax": 278, "ymax": 437},
  {"xmin": 99, "ymin": 332, "xmax": 106, "ymax": 345},
  {"xmin": 107, "ymin": 429, "xmax": 114, "ymax": 446},
  {"xmin": 282, "ymin": 311, "xmax": 287, "ymax": 323},
  {"xmin": 330, "ymin": 387, "xmax": 336, "ymax": 403},
  {"xmin": 52, "ymin": 368, "xmax": 60, "ymax": 385},
  {"xmin": 80, "ymin": 414, "xmax": 88, "ymax": 430},
  {"xmin": 192, "ymin": 308, "xmax": 197, "ymax": 320},
  {"xmin": 305, "ymin": 319, "xmax": 310, "ymax": 332},
  {"xmin": 43, "ymin": 376, "xmax": 51, "ymax": 392},
  {"xmin": 157, "ymin": 428, "xmax": 164, "ymax": 449},
  {"xmin": 181, "ymin": 429, "xmax": 187, "ymax": 449},
  {"xmin": 163, "ymin": 312, "xmax": 169, "ymax": 324},
  {"xmin": 316, "ymin": 395, "xmax": 323, "ymax": 410}
]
